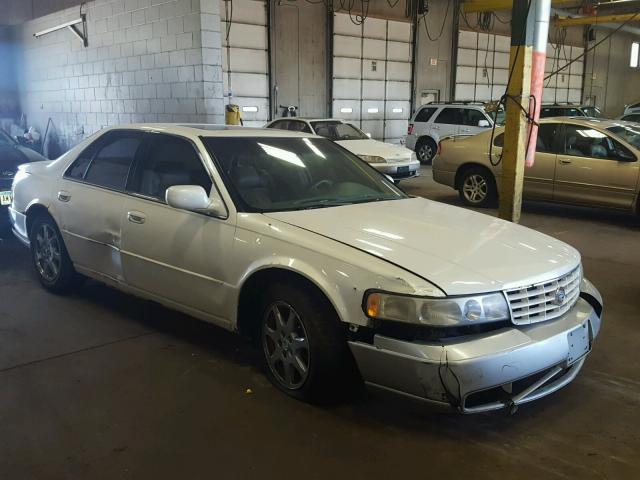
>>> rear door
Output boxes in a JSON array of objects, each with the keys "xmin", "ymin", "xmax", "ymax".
[
  {"xmin": 56, "ymin": 130, "xmax": 143, "ymax": 280},
  {"xmin": 553, "ymin": 123, "xmax": 639, "ymax": 208},
  {"xmin": 411, "ymin": 106, "xmax": 437, "ymax": 137},
  {"xmin": 431, "ymin": 107, "xmax": 464, "ymax": 138}
]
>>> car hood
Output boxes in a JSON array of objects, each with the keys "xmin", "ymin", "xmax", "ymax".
[
  {"xmin": 335, "ymin": 139, "xmax": 413, "ymax": 160},
  {"xmin": 264, "ymin": 197, "xmax": 580, "ymax": 295}
]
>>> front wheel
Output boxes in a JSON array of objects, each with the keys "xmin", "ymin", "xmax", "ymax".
[
  {"xmin": 29, "ymin": 214, "xmax": 82, "ymax": 294},
  {"xmin": 259, "ymin": 282, "xmax": 360, "ymax": 403},
  {"xmin": 458, "ymin": 167, "xmax": 497, "ymax": 207}
]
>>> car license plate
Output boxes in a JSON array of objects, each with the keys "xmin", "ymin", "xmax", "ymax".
[
  {"xmin": 567, "ymin": 322, "xmax": 590, "ymax": 365},
  {"xmin": 397, "ymin": 166, "xmax": 409, "ymax": 174},
  {"xmin": 0, "ymin": 191, "xmax": 12, "ymax": 206}
]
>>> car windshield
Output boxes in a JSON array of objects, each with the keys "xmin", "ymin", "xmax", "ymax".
[
  {"xmin": 202, "ymin": 136, "xmax": 406, "ymax": 212},
  {"xmin": 582, "ymin": 107, "xmax": 604, "ymax": 118},
  {"xmin": 607, "ymin": 125, "xmax": 640, "ymax": 150},
  {"xmin": 0, "ymin": 129, "xmax": 16, "ymax": 146},
  {"xmin": 489, "ymin": 109, "xmax": 505, "ymax": 125},
  {"xmin": 310, "ymin": 121, "xmax": 369, "ymax": 141}
]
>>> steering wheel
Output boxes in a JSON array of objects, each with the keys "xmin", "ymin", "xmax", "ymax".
[{"xmin": 310, "ymin": 179, "xmax": 334, "ymax": 192}]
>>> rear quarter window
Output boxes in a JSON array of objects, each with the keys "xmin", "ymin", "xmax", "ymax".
[{"xmin": 414, "ymin": 107, "xmax": 437, "ymax": 123}]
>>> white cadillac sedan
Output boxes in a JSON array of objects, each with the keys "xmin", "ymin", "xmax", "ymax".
[
  {"xmin": 10, "ymin": 124, "xmax": 603, "ymax": 413},
  {"xmin": 264, "ymin": 118, "xmax": 420, "ymax": 181}
]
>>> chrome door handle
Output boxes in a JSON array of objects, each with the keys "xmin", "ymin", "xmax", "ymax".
[
  {"xmin": 432, "ymin": 125, "xmax": 440, "ymax": 130},
  {"xmin": 57, "ymin": 191, "xmax": 71, "ymax": 202},
  {"xmin": 127, "ymin": 211, "xmax": 146, "ymax": 224},
  {"xmin": 559, "ymin": 159, "xmax": 572, "ymax": 165}
]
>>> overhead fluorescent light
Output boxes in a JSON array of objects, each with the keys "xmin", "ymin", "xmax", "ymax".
[
  {"xmin": 631, "ymin": 42, "xmax": 639, "ymax": 68},
  {"xmin": 367, "ymin": 107, "xmax": 379, "ymax": 113},
  {"xmin": 340, "ymin": 107, "xmax": 353, "ymax": 113},
  {"xmin": 242, "ymin": 106, "xmax": 258, "ymax": 112}
]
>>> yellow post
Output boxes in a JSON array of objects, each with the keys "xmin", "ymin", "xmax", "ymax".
[{"xmin": 499, "ymin": 1, "xmax": 534, "ymax": 223}]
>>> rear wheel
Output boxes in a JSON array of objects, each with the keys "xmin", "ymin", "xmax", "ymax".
[
  {"xmin": 29, "ymin": 214, "xmax": 82, "ymax": 294},
  {"xmin": 259, "ymin": 282, "xmax": 360, "ymax": 403},
  {"xmin": 416, "ymin": 138, "xmax": 437, "ymax": 165},
  {"xmin": 458, "ymin": 167, "xmax": 497, "ymax": 207}
]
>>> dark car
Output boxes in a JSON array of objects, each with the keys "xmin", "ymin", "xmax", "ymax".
[
  {"xmin": 1, "ymin": 129, "xmax": 46, "ymax": 225},
  {"xmin": 620, "ymin": 113, "xmax": 640, "ymax": 123}
]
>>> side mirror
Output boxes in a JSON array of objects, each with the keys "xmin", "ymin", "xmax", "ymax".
[
  {"xmin": 166, "ymin": 185, "xmax": 228, "ymax": 218},
  {"xmin": 478, "ymin": 119, "xmax": 490, "ymax": 128},
  {"xmin": 366, "ymin": 132, "xmax": 372, "ymax": 138},
  {"xmin": 384, "ymin": 174, "xmax": 396, "ymax": 184}
]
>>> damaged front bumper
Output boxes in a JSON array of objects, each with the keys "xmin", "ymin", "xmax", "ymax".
[{"xmin": 348, "ymin": 278, "xmax": 603, "ymax": 413}]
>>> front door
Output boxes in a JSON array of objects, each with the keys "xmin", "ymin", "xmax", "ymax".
[
  {"xmin": 56, "ymin": 130, "xmax": 144, "ymax": 280},
  {"xmin": 459, "ymin": 108, "xmax": 491, "ymax": 136},
  {"xmin": 553, "ymin": 123, "xmax": 639, "ymax": 209},
  {"xmin": 523, "ymin": 122, "xmax": 561, "ymax": 200},
  {"xmin": 120, "ymin": 133, "xmax": 235, "ymax": 324},
  {"xmin": 431, "ymin": 107, "xmax": 463, "ymax": 138}
]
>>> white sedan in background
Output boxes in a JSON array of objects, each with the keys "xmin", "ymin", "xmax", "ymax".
[
  {"xmin": 10, "ymin": 124, "xmax": 602, "ymax": 413},
  {"xmin": 265, "ymin": 118, "xmax": 420, "ymax": 181}
]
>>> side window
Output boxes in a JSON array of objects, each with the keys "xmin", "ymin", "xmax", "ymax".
[
  {"xmin": 129, "ymin": 134, "xmax": 212, "ymax": 201},
  {"xmin": 540, "ymin": 108, "xmax": 555, "ymax": 118},
  {"xmin": 83, "ymin": 133, "xmax": 142, "ymax": 190},
  {"xmin": 288, "ymin": 121, "xmax": 312, "ymax": 134},
  {"xmin": 268, "ymin": 120, "xmax": 289, "ymax": 130},
  {"xmin": 415, "ymin": 107, "xmax": 437, "ymax": 123},
  {"xmin": 462, "ymin": 109, "xmax": 488, "ymax": 127},
  {"xmin": 562, "ymin": 124, "xmax": 630, "ymax": 160},
  {"xmin": 65, "ymin": 141, "xmax": 101, "ymax": 180},
  {"xmin": 434, "ymin": 108, "xmax": 463, "ymax": 125},
  {"xmin": 536, "ymin": 123, "xmax": 561, "ymax": 153}
]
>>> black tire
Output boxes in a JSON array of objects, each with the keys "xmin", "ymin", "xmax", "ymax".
[
  {"xmin": 458, "ymin": 166, "xmax": 498, "ymax": 208},
  {"xmin": 259, "ymin": 282, "xmax": 360, "ymax": 404},
  {"xmin": 29, "ymin": 213, "xmax": 82, "ymax": 294},
  {"xmin": 416, "ymin": 137, "xmax": 437, "ymax": 165}
]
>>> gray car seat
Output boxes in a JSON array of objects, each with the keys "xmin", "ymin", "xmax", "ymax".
[{"xmin": 566, "ymin": 135, "xmax": 583, "ymax": 156}]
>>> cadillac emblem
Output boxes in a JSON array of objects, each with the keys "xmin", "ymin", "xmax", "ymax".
[{"xmin": 554, "ymin": 287, "xmax": 567, "ymax": 306}]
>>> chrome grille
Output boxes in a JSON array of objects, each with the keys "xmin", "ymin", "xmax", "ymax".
[{"xmin": 505, "ymin": 266, "xmax": 581, "ymax": 325}]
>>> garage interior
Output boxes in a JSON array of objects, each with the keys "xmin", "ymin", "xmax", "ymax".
[{"xmin": 1, "ymin": 0, "xmax": 640, "ymax": 478}]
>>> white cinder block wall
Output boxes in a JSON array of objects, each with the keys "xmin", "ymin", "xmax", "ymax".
[{"xmin": 17, "ymin": 0, "xmax": 224, "ymax": 155}]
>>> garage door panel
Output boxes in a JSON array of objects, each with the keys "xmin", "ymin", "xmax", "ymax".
[
  {"xmin": 457, "ymin": 66, "xmax": 475, "ymax": 83},
  {"xmin": 387, "ymin": 41, "xmax": 411, "ymax": 62},
  {"xmin": 458, "ymin": 30, "xmax": 477, "ymax": 49},
  {"xmin": 570, "ymin": 60, "xmax": 583, "ymax": 76},
  {"xmin": 334, "ymin": 35, "xmax": 362, "ymax": 58},
  {"xmin": 360, "ymin": 119, "xmax": 384, "ymax": 139},
  {"xmin": 458, "ymin": 48, "xmax": 476, "ymax": 67},
  {"xmin": 333, "ymin": 57, "xmax": 361, "ymax": 79},
  {"xmin": 385, "ymin": 81, "xmax": 410, "ymax": 101},
  {"xmin": 361, "ymin": 100, "xmax": 384, "ymax": 119},
  {"xmin": 387, "ymin": 20, "xmax": 411, "ymax": 42},
  {"xmin": 492, "ymin": 84, "xmax": 507, "ymax": 99},
  {"xmin": 235, "ymin": 97, "xmax": 269, "ymax": 123},
  {"xmin": 363, "ymin": 18, "xmax": 386, "ymax": 40},
  {"xmin": 385, "ymin": 100, "xmax": 410, "ymax": 119},
  {"xmin": 569, "ymin": 75, "xmax": 582, "ymax": 89},
  {"xmin": 476, "ymin": 67, "xmax": 493, "ymax": 83},
  {"xmin": 230, "ymin": 73, "xmax": 268, "ymax": 97},
  {"xmin": 386, "ymin": 61, "xmax": 411, "ymax": 81},
  {"xmin": 362, "ymin": 80, "xmax": 385, "ymax": 99},
  {"xmin": 363, "ymin": 39, "xmax": 387, "ymax": 60},
  {"xmin": 384, "ymin": 120, "xmax": 408, "ymax": 144},
  {"xmin": 494, "ymin": 52, "xmax": 509, "ymax": 69},
  {"xmin": 333, "ymin": 13, "xmax": 363, "ymax": 36},
  {"xmin": 456, "ymin": 84, "xmax": 475, "ymax": 100},
  {"xmin": 495, "ymin": 34, "xmax": 510, "ymax": 52},
  {"xmin": 333, "ymin": 78, "xmax": 361, "ymax": 99},
  {"xmin": 224, "ymin": 24, "xmax": 267, "ymax": 50},
  {"xmin": 542, "ymin": 88, "xmax": 557, "ymax": 102},
  {"xmin": 332, "ymin": 100, "xmax": 360, "ymax": 120},
  {"xmin": 220, "ymin": 0, "xmax": 267, "ymax": 25},
  {"xmin": 475, "ymin": 85, "xmax": 492, "ymax": 101},
  {"xmin": 568, "ymin": 89, "xmax": 581, "ymax": 103},
  {"xmin": 362, "ymin": 60, "xmax": 386, "ymax": 80},
  {"xmin": 226, "ymin": 48, "xmax": 268, "ymax": 73},
  {"xmin": 493, "ymin": 68, "xmax": 508, "ymax": 84}
]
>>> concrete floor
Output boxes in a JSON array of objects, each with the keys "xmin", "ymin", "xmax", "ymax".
[{"xmin": 1, "ymin": 167, "xmax": 639, "ymax": 479}]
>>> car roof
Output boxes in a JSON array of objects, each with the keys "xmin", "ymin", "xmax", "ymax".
[
  {"xmin": 100, "ymin": 123, "xmax": 321, "ymax": 139},
  {"xmin": 269, "ymin": 118, "xmax": 345, "ymax": 123},
  {"xmin": 540, "ymin": 117, "xmax": 639, "ymax": 128}
]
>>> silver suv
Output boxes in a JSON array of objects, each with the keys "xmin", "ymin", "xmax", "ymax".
[{"xmin": 404, "ymin": 102, "xmax": 497, "ymax": 164}]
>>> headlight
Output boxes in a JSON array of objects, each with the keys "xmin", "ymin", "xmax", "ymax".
[
  {"xmin": 364, "ymin": 290, "xmax": 510, "ymax": 327},
  {"xmin": 359, "ymin": 155, "xmax": 386, "ymax": 164}
]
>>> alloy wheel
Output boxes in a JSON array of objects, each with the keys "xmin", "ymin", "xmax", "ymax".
[
  {"xmin": 34, "ymin": 224, "xmax": 62, "ymax": 282},
  {"xmin": 462, "ymin": 174, "xmax": 488, "ymax": 204},
  {"xmin": 418, "ymin": 143, "xmax": 433, "ymax": 162},
  {"xmin": 262, "ymin": 301, "xmax": 310, "ymax": 390}
]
